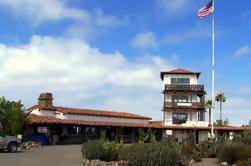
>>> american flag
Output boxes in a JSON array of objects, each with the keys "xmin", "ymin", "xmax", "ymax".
[{"xmin": 198, "ymin": 1, "xmax": 214, "ymax": 19}]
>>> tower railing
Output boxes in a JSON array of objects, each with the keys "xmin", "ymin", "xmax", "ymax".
[
  {"xmin": 164, "ymin": 101, "xmax": 205, "ymax": 110},
  {"xmin": 164, "ymin": 84, "xmax": 204, "ymax": 92}
]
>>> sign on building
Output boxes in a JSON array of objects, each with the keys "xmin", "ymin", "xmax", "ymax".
[{"xmin": 37, "ymin": 127, "xmax": 48, "ymax": 133}]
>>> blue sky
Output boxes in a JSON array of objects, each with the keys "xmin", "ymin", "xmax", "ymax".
[{"xmin": 0, "ymin": 0, "xmax": 251, "ymax": 125}]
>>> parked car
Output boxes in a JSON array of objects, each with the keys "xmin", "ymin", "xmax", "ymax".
[{"xmin": 0, "ymin": 131, "xmax": 21, "ymax": 152}]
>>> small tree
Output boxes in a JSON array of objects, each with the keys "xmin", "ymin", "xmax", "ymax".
[
  {"xmin": 223, "ymin": 118, "xmax": 229, "ymax": 126},
  {"xmin": 215, "ymin": 92, "xmax": 226, "ymax": 124},
  {"xmin": 0, "ymin": 97, "xmax": 28, "ymax": 136},
  {"xmin": 138, "ymin": 128, "xmax": 157, "ymax": 143},
  {"xmin": 205, "ymin": 100, "xmax": 213, "ymax": 125}
]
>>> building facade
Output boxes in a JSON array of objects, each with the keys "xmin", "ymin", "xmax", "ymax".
[
  {"xmin": 26, "ymin": 69, "xmax": 251, "ymax": 145},
  {"xmin": 161, "ymin": 69, "xmax": 209, "ymax": 142},
  {"xmin": 27, "ymin": 93, "xmax": 161, "ymax": 144}
]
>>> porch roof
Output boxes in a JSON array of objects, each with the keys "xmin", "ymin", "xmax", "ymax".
[
  {"xmin": 27, "ymin": 114, "xmax": 161, "ymax": 128},
  {"xmin": 28, "ymin": 114, "xmax": 251, "ymax": 132},
  {"xmin": 162, "ymin": 124, "xmax": 251, "ymax": 131}
]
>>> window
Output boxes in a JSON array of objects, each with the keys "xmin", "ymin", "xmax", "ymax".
[
  {"xmin": 198, "ymin": 112, "xmax": 205, "ymax": 121},
  {"xmin": 171, "ymin": 78, "xmax": 190, "ymax": 85},
  {"xmin": 86, "ymin": 127, "xmax": 100, "ymax": 139},
  {"xmin": 67, "ymin": 126, "xmax": 82, "ymax": 134},
  {"xmin": 172, "ymin": 113, "xmax": 187, "ymax": 124},
  {"xmin": 172, "ymin": 95, "xmax": 189, "ymax": 102}
]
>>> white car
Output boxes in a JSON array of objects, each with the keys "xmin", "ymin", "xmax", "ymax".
[{"xmin": 0, "ymin": 133, "xmax": 21, "ymax": 152}]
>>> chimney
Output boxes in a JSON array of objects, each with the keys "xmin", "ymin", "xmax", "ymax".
[{"xmin": 38, "ymin": 92, "xmax": 54, "ymax": 108}]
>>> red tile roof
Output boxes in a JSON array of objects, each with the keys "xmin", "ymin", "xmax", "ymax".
[
  {"xmin": 160, "ymin": 68, "xmax": 201, "ymax": 80},
  {"xmin": 27, "ymin": 114, "xmax": 159, "ymax": 128},
  {"xmin": 162, "ymin": 124, "xmax": 251, "ymax": 131},
  {"xmin": 30, "ymin": 105, "xmax": 151, "ymax": 120},
  {"xmin": 27, "ymin": 115, "xmax": 251, "ymax": 132}
]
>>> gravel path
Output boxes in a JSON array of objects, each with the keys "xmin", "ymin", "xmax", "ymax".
[{"xmin": 0, "ymin": 145, "xmax": 82, "ymax": 166}]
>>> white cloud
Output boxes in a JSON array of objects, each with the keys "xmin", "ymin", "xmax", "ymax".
[
  {"xmin": 132, "ymin": 32, "xmax": 158, "ymax": 49},
  {"xmin": 94, "ymin": 8, "xmax": 128, "ymax": 28},
  {"xmin": 0, "ymin": 0, "xmax": 128, "ymax": 32},
  {"xmin": 64, "ymin": 8, "xmax": 129, "ymax": 40},
  {"xmin": 0, "ymin": 35, "xmax": 175, "ymax": 118},
  {"xmin": 0, "ymin": 0, "xmax": 89, "ymax": 26},
  {"xmin": 219, "ymin": 97, "xmax": 251, "ymax": 125},
  {"xmin": 156, "ymin": 0, "xmax": 196, "ymax": 17},
  {"xmin": 234, "ymin": 45, "xmax": 251, "ymax": 58}
]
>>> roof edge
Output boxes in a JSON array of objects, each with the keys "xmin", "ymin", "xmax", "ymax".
[{"xmin": 29, "ymin": 105, "xmax": 152, "ymax": 120}]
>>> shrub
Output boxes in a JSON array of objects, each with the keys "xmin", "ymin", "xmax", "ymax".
[
  {"xmin": 180, "ymin": 143, "xmax": 195, "ymax": 158},
  {"xmin": 124, "ymin": 142, "xmax": 185, "ymax": 166},
  {"xmin": 217, "ymin": 143, "xmax": 248, "ymax": 165},
  {"xmin": 117, "ymin": 145, "xmax": 130, "ymax": 161},
  {"xmin": 82, "ymin": 141, "xmax": 105, "ymax": 160},
  {"xmin": 234, "ymin": 131, "xmax": 251, "ymax": 145},
  {"xmin": 82, "ymin": 141, "xmax": 124, "ymax": 162},
  {"xmin": 199, "ymin": 140, "xmax": 217, "ymax": 158},
  {"xmin": 102, "ymin": 142, "xmax": 123, "ymax": 161}
]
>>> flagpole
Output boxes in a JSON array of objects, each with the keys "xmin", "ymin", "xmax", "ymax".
[{"xmin": 211, "ymin": 0, "xmax": 215, "ymax": 138}]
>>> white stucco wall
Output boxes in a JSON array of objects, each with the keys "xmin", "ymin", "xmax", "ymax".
[
  {"xmin": 31, "ymin": 109, "xmax": 55, "ymax": 117},
  {"xmin": 172, "ymin": 130, "xmax": 209, "ymax": 143},
  {"xmin": 162, "ymin": 74, "xmax": 198, "ymax": 89},
  {"xmin": 31, "ymin": 109, "xmax": 149, "ymax": 124},
  {"xmin": 192, "ymin": 112, "xmax": 198, "ymax": 121},
  {"xmin": 164, "ymin": 111, "xmax": 172, "ymax": 125},
  {"xmin": 199, "ymin": 131, "xmax": 209, "ymax": 142},
  {"xmin": 173, "ymin": 130, "xmax": 189, "ymax": 142},
  {"xmin": 64, "ymin": 114, "xmax": 148, "ymax": 124}
]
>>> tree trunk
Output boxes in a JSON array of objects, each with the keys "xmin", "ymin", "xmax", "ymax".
[{"xmin": 220, "ymin": 102, "xmax": 222, "ymax": 124}]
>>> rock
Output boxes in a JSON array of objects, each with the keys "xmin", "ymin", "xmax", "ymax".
[
  {"xmin": 221, "ymin": 162, "xmax": 228, "ymax": 166},
  {"xmin": 190, "ymin": 159, "xmax": 195, "ymax": 165}
]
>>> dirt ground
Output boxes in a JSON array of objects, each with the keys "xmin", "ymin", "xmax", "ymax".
[
  {"xmin": 0, "ymin": 145, "xmax": 82, "ymax": 166},
  {"xmin": 190, "ymin": 158, "xmax": 221, "ymax": 166}
]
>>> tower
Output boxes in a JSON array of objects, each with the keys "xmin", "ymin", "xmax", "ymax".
[{"xmin": 160, "ymin": 69, "xmax": 207, "ymax": 138}]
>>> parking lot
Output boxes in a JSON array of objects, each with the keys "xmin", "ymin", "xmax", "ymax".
[{"xmin": 0, "ymin": 145, "xmax": 82, "ymax": 166}]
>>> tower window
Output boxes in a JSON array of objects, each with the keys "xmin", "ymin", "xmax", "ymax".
[
  {"xmin": 198, "ymin": 112, "xmax": 205, "ymax": 121},
  {"xmin": 172, "ymin": 95, "xmax": 189, "ymax": 102},
  {"xmin": 171, "ymin": 78, "xmax": 190, "ymax": 85},
  {"xmin": 172, "ymin": 113, "xmax": 187, "ymax": 124}
]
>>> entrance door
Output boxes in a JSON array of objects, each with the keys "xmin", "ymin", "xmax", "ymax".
[
  {"xmin": 196, "ymin": 130, "xmax": 199, "ymax": 144},
  {"xmin": 106, "ymin": 127, "xmax": 116, "ymax": 142}
]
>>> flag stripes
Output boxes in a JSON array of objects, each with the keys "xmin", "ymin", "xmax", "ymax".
[{"xmin": 198, "ymin": 1, "xmax": 214, "ymax": 19}]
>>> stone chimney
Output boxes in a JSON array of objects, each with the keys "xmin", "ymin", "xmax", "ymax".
[{"xmin": 38, "ymin": 92, "xmax": 54, "ymax": 108}]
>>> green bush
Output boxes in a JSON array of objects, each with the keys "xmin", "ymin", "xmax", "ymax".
[
  {"xmin": 123, "ymin": 142, "xmax": 185, "ymax": 166},
  {"xmin": 217, "ymin": 143, "xmax": 249, "ymax": 165},
  {"xmin": 102, "ymin": 142, "xmax": 123, "ymax": 161},
  {"xmin": 82, "ymin": 141, "xmax": 124, "ymax": 162},
  {"xmin": 199, "ymin": 141, "xmax": 217, "ymax": 158},
  {"xmin": 82, "ymin": 141, "xmax": 105, "ymax": 160},
  {"xmin": 117, "ymin": 145, "xmax": 130, "ymax": 161}
]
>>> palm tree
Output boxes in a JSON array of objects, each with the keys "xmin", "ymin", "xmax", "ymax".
[
  {"xmin": 215, "ymin": 92, "xmax": 226, "ymax": 124},
  {"xmin": 205, "ymin": 100, "xmax": 213, "ymax": 125}
]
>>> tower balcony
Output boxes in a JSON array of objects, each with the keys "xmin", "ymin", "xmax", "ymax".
[
  {"xmin": 164, "ymin": 101, "xmax": 205, "ymax": 111},
  {"xmin": 164, "ymin": 84, "xmax": 205, "ymax": 94}
]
